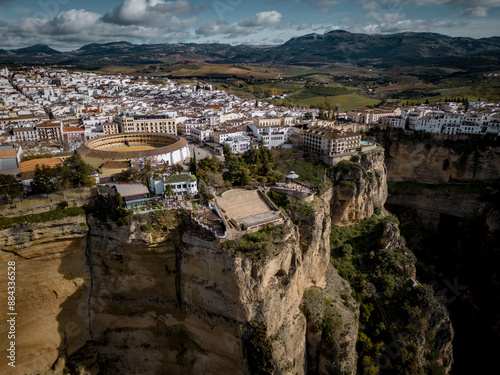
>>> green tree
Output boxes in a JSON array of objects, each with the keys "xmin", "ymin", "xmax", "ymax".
[
  {"xmin": 189, "ymin": 152, "xmax": 197, "ymax": 173},
  {"xmin": 60, "ymin": 152, "xmax": 95, "ymax": 188},
  {"xmin": 261, "ymin": 153, "xmax": 271, "ymax": 175},
  {"xmin": 222, "ymin": 144, "xmax": 233, "ymax": 160},
  {"xmin": 0, "ymin": 174, "xmax": 22, "ymax": 202},
  {"xmin": 165, "ymin": 184, "xmax": 174, "ymax": 202},
  {"xmin": 240, "ymin": 168, "xmax": 252, "ymax": 186},
  {"xmin": 243, "ymin": 148, "xmax": 261, "ymax": 165},
  {"xmin": 30, "ymin": 164, "xmax": 58, "ymax": 195},
  {"xmin": 198, "ymin": 156, "xmax": 219, "ymax": 172}
]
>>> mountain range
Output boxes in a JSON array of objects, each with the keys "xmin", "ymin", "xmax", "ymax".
[{"xmin": 1, "ymin": 30, "xmax": 500, "ymax": 70}]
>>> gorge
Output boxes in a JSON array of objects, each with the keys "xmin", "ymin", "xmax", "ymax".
[{"xmin": 1, "ymin": 139, "xmax": 491, "ymax": 374}]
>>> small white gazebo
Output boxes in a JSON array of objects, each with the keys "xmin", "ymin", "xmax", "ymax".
[{"xmin": 286, "ymin": 171, "xmax": 299, "ymax": 186}]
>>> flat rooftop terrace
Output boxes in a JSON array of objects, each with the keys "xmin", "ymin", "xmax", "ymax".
[{"xmin": 216, "ymin": 189, "xmax": 283, "ymax": 231}]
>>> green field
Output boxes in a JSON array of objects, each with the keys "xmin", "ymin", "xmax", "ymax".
[
  {"xmin": 86, "ymin": 61, "xmax": 499, "ymax": 109},
  {"xmin": 286, "ymin": 94, "xmax": 380, "ymax": 111}
]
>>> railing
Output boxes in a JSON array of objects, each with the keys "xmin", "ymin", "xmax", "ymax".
[{"xmin": 190, "ymin": 210, "xmax": 227, "ymax": 239}]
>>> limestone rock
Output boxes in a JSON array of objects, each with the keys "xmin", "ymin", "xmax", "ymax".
[
  {"xmin": 329, "ymin": 150, "xmax": 388, "ymax": 226},
  {"xmin": 0, "ymin": 215, "xmax": 90, "ymax": 375}
]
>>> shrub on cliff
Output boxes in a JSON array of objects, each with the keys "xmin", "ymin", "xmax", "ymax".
[
  {"xmin": 331, "ymin": 216, "xmax": 451, "ymax": 374},
  {"xmin": 84, "ymin": 194, "xmax": 132, "ymax": 227},
  {"xmin": 243, "ymin": 322, "xmax": 275, "ymax": 375},
  {"xmin": 223, "ymin": 224, "xmax": 289, "ymax": 260},
  {"xmin": 0, "ymin": 174, "xmax": 22, "ymax": 202},
  {"xmin": 0, "ymin": 207, "xmax": 85, "ymax": 230}
]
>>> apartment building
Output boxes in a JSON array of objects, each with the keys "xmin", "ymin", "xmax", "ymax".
[
  {"xmin": 254, "ymin": 117, "xmax": 282, "ymax": 127},
  {"xmin": 214, "ymin": 128, "xmax": 248, "ymax": 144},
  {"xmin": 190, "ymin": 127, "xmax": 213, "ymax": 143},
  {"xmin": 116, "ymin": 114, "xmax": 177, "ymax": 134},
  {"xmin": 222, "ymin": 134, "xmax": 252, "ymax": 154},
  {"xmin": 12, "ymin": 126, "xmax": 39, "ymax": 142},
  {"xmin": 36, "ymin": 122, "xmax": 62, "ymax": 141},
  {"xmin": 103, "ymin": 122, "xmax": 120, "ymax": 135},
  {"xmin": 302, "ymin": 126, "xmax": 361, "ymax": 156},
  {"xmin": 62, "ymin": 126, "xmax": 86, "ymax": 146}
]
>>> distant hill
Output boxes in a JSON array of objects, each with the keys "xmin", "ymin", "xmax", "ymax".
[
  {"xmin": 14, "ymin": 44, "xmax": 61, "ymax": 55},
  {"xmin": 1, "ymin": 30, "xmax": 500, "ymax": 70}
]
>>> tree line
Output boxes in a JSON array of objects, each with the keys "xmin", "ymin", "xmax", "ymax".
[{"xmin": 0, "ymin": 152, "xmax": 95, "ymax": 201}]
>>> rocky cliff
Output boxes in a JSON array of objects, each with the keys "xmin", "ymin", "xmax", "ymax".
[
  {"xmin": 74, "ymin": 211, "xmax": 319, "ymax": 375},
  {"xmin": 372, "ymin": 130, "xmax": 500, "ymax": 184},
  {"xmin": 369, "ymin": 129, "xmax": 500, "ymax": 375},
  {"xmin": 0, "ymin": 149, "xmax": 453, "ymax": 375},
  {"xmin": 327, "ymin": 149, "xmax": 388, "ymax": 225},
  {"xmin": 0, "ymin": 215, "xmax": 90, "ymax": 374},
  {"xmin": 0, "ymin": 202, "xmax": 333, "ymax": 375}
]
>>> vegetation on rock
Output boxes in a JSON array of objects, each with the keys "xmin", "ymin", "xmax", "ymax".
[
  {"xmin": 222, "ymin": 223, "xmax": 290, "ymax": 260},
  {"xmin": 330, "ymin": 216, "xmax": 451, "ymax": 374},
  {"xmin": 0, "ymin": 206, "xmax": 85, "ymax": 230},
  {"xmin": 84, "ymin": 193, "xmax": 132, "ymax": 228}
]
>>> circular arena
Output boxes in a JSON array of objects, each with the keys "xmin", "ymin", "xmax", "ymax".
[{"xmin": 77, "ymin": 132, "xmax": 190, "ymax": 169}]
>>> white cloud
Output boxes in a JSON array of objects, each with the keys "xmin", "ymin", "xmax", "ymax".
[
  {"xmin": 1, "ymin": 8, "xmax": 164, "ymax": 49},
  {"xmin": 462, "ymin": 7, "xmax": 488, "ymax": 17},
  {"xmin": 0, "ymin": 0, "xmax": 207, "ymax": 49},
  {"xmin": 102, "ymin": 0, "xmax": 205, "ymax": 26},
  {"xmin": 239, "ymin": 11, "xmax": 286, "ymax": 28},
  {"xmin": 196, "ymin": 10, "xmax": 290, "ymax": 38},
  {"xmin": 164, "ymin": 16, "xmax": 198, "ymax": 32},
  {"xmin": 348, "ymin": 17, "xmax": 467, "ymax": 35},
  {"xmin": 297, "ymin": 23, "xmax": 312, "ymax": 30},
  {"xmin": 51, "ymin": 9, "xmax": 101, "ymax": 34},
  {"xmin": 293, "ymin": 0, "xmax": 345, "ymax": 12},
  {"xmin": 377, "ymin": 0, "xmax": 500, "ymax": 8},
  {"xmin": 366, "ymin": 11, "xmax": 407, "ymax": 23}
]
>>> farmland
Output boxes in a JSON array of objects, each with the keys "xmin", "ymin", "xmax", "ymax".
[{"xmin": 88, "ymin": 61, "xmax": 500, "ymax": 110}]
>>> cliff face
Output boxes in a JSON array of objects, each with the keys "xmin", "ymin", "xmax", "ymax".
[
  {"xmin": 0, "ymin": 206, "xmax": 333, "ymax": 375},
  {"xmin": 66, "ymin": 204, "xmax": 332, "ymax": 375},
  {"xmin": 372, "ymin": 131, "xmax": 500, "ymax": 224},
  {"xmin": 0, "ymin": 147, "xmax": 454, "ymax": 375},
  {"xmin": 328, "ymin": 150, "xmax": 388, "ymax": 225},
  {"xmin": 373, "ymin": 131, "xmax": 500, "ymax": 183},
  {"xmin": 0, "ymin": 216, "xmax": 90, "ymax": 374},
  {"xmin": 370, "ymin": 130, "xmax": 500, "ymax": 375}
]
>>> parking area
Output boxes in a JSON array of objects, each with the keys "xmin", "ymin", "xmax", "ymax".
[{"xmin": 188, "ymin": 144, "xmax": 224, "ymax": 162}]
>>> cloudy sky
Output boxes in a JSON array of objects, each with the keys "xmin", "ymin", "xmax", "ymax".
[{"xmin": 0, "ymin": 0, "xmax": 499, "ymax": 50}]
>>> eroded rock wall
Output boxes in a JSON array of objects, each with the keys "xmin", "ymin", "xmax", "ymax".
[
  {"xmin": 329, "ymin": 150, "xmax": 388, "ymax": 225},
  {"xmin": 0, "ymin": 216, "xmax": 90, "ymax": 375},
  {"xmin": 61, "ymin": 205, "xmax": 333, "ymax": 375},
  {"xmin": 373, "ymin": 131, "xmax": 500, "ymax": 183}
]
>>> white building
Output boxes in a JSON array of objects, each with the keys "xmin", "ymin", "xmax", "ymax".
[
  {"xmin": 190, "ymin": 127, "xmax": 213, "ymax": 143},
  {"xmin": 164, "ymin": 173, "xmax": 198, "ymax": 196},
  {"xmin": 302, "ymin": 126, "xmax": 361, "ymax": 157},
  {"xmin": 222, "ymin": 134, "xmax": 252, "ymax": 154}
]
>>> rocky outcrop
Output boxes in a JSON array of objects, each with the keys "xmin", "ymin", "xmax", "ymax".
[
  {"xmin": 372, "ymin": 130, "xmax": 500, "ymax": 183},
  {"xmin": 0, "ymin": 215, "xmax": 90, "ymax": 375},
  {"xmin": 328, "ymin": 149, "xmax": 388, "ymax": 225},
  {"xmin": 65, "ymin": 204, "xmax": 332, "ymax": 375},
  {"xmin": 302, "ymin": 264, "xmax": 359, "ymax": 375},
  {"xmin": 0, "ymin": 144, "xmax": 456, "ymax": 375},
  {"xmin": 0, "ymin": 204, "xmax": 333, "ymax": 375}
]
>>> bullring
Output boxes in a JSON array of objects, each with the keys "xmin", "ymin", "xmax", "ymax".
[{"xmin": 77, "ymin": 132, "xmax": 190, "ymax": 169}]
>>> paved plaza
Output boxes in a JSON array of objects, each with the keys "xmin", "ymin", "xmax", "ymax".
[{"xmin": 216, "ymin": 189, "xmax": 283, "ymax": 230}]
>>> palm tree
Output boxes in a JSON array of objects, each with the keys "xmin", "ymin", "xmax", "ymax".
[{"xmin": 165, "ymin": 184, "xmax": 174, "ymax": 204}]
